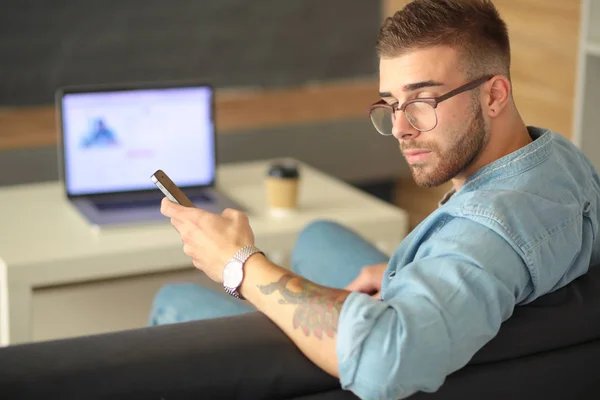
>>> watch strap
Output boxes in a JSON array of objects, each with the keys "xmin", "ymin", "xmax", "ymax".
[
  {"xmin": 224, "ymin": 245, "xmax": 264, "ymax": 299},
  {"xmin": 233, "ymin": 245, "xmax": 264, "ymax": 264}
]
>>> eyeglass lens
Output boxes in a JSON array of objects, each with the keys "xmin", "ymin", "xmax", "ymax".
[{"xmin": 370, "ymin": 102, "xmax": 438, "ymax": 134}]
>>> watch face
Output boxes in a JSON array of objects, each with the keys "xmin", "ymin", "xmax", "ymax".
[{"xmin": 223, "ymin": 261, "xmax": 243, "ymax": 288}]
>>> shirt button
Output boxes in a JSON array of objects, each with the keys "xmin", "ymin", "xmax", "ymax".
[{"xmin": 388, "ymin": 271, "xmax": 396, "ymax": 279}]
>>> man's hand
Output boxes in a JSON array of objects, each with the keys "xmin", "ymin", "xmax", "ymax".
[
  {"xmin": 344, "ymin": 262, "xmax": 388, "ymax": 299},
  {"xmin": 161, "ymin": 196, "xmax": 349, "ymax": 377},
  {"xmin": 160, "ymin": 197, "xmax": 255, "ymax": 283}
]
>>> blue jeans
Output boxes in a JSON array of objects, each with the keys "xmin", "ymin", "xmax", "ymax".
[{"xmin": 148, "ymin": 220, "xmax": 389, "ymax": 325}]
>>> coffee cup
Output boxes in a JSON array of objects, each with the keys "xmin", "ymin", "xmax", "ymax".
[{"xmin": 265, "ymin": 161, "xmax": 300, "ymax": 214}]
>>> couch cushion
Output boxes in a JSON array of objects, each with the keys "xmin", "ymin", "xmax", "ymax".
[{"xmin": 471, "ymin": 265, "xmax": 600, "ymax": 363}]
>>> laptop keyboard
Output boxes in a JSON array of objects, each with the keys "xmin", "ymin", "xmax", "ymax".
[{"xmin": 94, "ymin": 193, "xmax": 213, "ymax": 211}]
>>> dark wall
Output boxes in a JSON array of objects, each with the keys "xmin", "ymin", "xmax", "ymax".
[{"xmin": 0, "ymin": 0, "xmax": 381, "ymax": 106}]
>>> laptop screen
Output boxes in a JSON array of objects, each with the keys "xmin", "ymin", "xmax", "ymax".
[{"xmin": 60, "ymin": 85, "xmax": 215, "ymax": 196}]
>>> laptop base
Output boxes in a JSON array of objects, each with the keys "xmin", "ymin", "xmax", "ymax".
[{"xmin": 71, "ymin": 188, "xmax": 245, "ymax": 228}]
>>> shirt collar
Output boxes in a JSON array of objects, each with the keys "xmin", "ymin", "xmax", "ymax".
[{"xmin": 437, "ymin": 126, "xmax": 552, "ymax": 204}]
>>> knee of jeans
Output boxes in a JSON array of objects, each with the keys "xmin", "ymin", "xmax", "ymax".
[
  {"xmin": 293, "ymin": 219, "xmax": 346, "ymax": 253},
  {"xmin": 153, "ymin": 283, "xmax": 196, "ymax": 304},
  {"xmin": 149, "ymin": 283, "xmax": 198, "ymax": 326}
]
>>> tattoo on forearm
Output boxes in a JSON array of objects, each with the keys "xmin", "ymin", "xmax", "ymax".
[{"xmin": 258, "ymin": 274, "xmax": 345, "ymax": 339}]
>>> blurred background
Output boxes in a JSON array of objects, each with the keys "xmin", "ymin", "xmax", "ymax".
[{"xmin": 0, "ymin": 0, "xmax": 587, "ymax": 229}]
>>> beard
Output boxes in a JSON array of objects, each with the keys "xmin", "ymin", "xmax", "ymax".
[{"xmin": 405, "ymin": 103, "xmax": 488, "ymax": 188}]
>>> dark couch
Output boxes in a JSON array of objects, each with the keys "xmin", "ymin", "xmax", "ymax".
[{"xmin": 1, "ymin": 266, "xmax": 600, "ymax": 400}]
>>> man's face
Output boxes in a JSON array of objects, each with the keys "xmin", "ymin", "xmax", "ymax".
[{"xmin": 379, "ymin": 46, "xmax": 488, "ymax": 187}]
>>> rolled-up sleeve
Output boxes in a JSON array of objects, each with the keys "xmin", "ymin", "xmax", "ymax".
[{"xmin": 336, "ymin": 218, "xmax": 532, "ymax": 400}]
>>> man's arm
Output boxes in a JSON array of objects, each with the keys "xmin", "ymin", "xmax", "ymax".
[
  {"xmin": 237, "ymin": 221, "xmax": 531, "ymax": 400},
  {"xmin": 161, "ymin": 199, "xmax": 532, "ymax": 399},
  {"xmin": 239, "ymin": 254, "xmax": 349, "ymax": 378},
  {"xmin": 160, "ymin": 199, "xmax": 350, "ymax": 377}
]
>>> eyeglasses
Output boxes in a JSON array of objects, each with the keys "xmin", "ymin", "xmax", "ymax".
[{"xmin": 368, "ymin": 75, "xmax": 494, "ymax": 135}]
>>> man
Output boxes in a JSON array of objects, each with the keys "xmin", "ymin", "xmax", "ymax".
[{"xmin": 149, "ymin": 0, "xmax": 600, "ymax": 399}]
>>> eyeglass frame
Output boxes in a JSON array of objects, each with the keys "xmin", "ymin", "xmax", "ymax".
[{"xmin": 368, "ymin": 74, "xmax": 495, "ymax": 134}]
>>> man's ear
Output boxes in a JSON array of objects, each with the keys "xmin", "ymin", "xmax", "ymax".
[{"xmin": 486, "ymin": 76, "xmax": 511, "ymax": 117}]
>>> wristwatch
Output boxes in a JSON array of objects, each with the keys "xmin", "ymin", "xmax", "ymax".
[{"xmin": 222, "ymin": 245, "xmax": 264, "ymax": 299}]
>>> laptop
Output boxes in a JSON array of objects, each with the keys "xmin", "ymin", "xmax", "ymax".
[{"xmin": 56, "ymin": 81, "xmax": 244, "ymax": 228}]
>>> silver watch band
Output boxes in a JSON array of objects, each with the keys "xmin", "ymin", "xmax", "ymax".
[
  {"xmin": 232, "ymin": 245, "xmax": 263, "ymax": 264},
  {"xmin": 224, "ymin": 245, "xmax": 264, "ymax": 299},
  {"xmin": 224, "ymin": 285, "xmax": 242, "ymax": 299}
]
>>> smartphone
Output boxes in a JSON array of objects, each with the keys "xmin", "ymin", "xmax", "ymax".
[{"xmin": 151, "ymin": 169, "xmax": 196, "ymax": 208}]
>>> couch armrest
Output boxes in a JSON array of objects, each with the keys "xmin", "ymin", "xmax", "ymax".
[
  {"xmin": 0, "ymin": 312, "xmax": 345, "ymax": 400},
  {"xmin": 472, "ymin": 265, "xmax": 600, "ymax": 364}
]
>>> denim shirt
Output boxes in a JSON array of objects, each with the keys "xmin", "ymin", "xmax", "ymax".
[{"xmin": 336, "ymin": 127, "xmax": 600, "ymax": 400}]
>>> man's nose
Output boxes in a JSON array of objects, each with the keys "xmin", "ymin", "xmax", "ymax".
[{"xmin": 391, "ymin": 111, "xmax": 420, "ymax": 141}]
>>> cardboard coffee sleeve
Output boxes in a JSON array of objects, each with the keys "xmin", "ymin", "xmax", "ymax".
[{"xmin": 265, "ymin": 161, "xmax": 300, "ymax": 210}]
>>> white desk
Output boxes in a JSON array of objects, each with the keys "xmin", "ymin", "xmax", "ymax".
[{"xmin": 0, "ymin": 159, "xmax": 408, "ymax": 345}]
